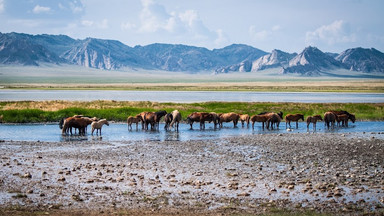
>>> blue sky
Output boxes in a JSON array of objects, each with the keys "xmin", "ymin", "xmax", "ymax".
[{"xmin": 0, "ymin": 0, "xmax": 383, "ymax": 53}]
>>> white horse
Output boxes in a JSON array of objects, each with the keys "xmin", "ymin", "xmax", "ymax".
[
  {"xmin": 91, "ymin": 119, "xmax": 109, "ymax": 135},
  {"xmin": 169, "ymin": 110, "xmax": 182, "ymax": 131}
]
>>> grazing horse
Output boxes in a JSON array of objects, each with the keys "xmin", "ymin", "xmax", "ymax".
[
  {"xmin": 187, "ymin": 112, "xmax": 213, "ymax": 130},
  {"xmin": 285, "ymin": 114, "xmax": 304, "ymax": 129},
  {"xmin": 60, "ymin": 115, "xmax": 98, "ymax": 134},
  {"xmin": 239, "ymin": 114, "xmax": 250, "ymax": 128},
  {"xmin": 209, "ymin": 112, "xmax": 220, "ymax": 129},
  {"xmin": 62, "ymin": 117, "xmax": 95, "ymax": 135},
  {"xmin": 127, "ymin": 115, "xmax": 142, "ymax": 130},
  {"xmin": 218, "ymin": 112, "xmax": 240, "ymax": 128},
  {"xmin": 324, "ymin": 112, "xmax": 336, "ymax": 130},
  {"xmin": 250, "ymin": 112, "xmax": 282, "ymax": 130},
  {"xmin": 250, "ymin": 114, "xmax": 270, "ymax": 130},
  {"xmin": 330, "ymin": 110, "xmax": 356, "ymax": 127},
  {"xmin": 306, "ymin": 115, "xmax": 323, "ymax": 131},
  {"xmin": 91, "ymin": 119, "xmax": 109, "ymax": 135},
  {"xmin": 169, "ymin": 110, "xmax": 182, "ymax": 131},
  {"xmin": 266, "ymin": 113, "xmax": 282, "ymax": 130},
  {"xmin": 164, "ymin": 113, "xmax": 173, "ymax": 130},
  {"xmin": 144, "ymin": 110, "xmax": 167, "ymax": 130},
  {"xmin": 336, "ymin": 114, "xmax": 350, "ymax": 127}
]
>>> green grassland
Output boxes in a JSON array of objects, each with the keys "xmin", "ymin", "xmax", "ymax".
[{"xmin": 0, "ymin": 101, "xmax": 383, "ymax": 123}]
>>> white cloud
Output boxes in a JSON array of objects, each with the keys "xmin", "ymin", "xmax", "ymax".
[
  {"xmin": 305, "ymin": 20, "xmax": 356, "ymax": 46},
  {"xmin": 69, "ymin": 1, "xmax": 83, "ymax": 14},
  {"xmin": 81, "ymin": 19, "xmax": 108, "ymax": 29},
  {"xmin": 81, "ymin": 20, "xmax": 93, "ymax": 27},
  {"xmin": 32, "ymin": 5, "xmax": 51, "ymax": 14},
  {"xmin": 249, "ymin": 25, "xmax": 280, "ymax": 41},
  {"xmin": 0, "ymin": 0, "xmax": 4, "ymax": 13},
  {"xmin": 99, "ymin": 19, "xmax": 108, "ymax": 29},
  {"xmin": 121, "ymin": 21, "xmax": 136, "ymax": 30},
  {"xmin": 136, "ymin": 0, "xmax": 227, "ymax": 47}
]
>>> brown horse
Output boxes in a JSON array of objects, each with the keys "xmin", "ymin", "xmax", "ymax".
[
  {"xmin": 239, "ymin": 114, "xmax": 250, "ymax": 128},
  {"xmin": 144, "ymin": 110, "xmax": 167, "ymax": 130},
  {"xmin": 187, "ymin": 112, "xmax": 213, "ymax": 130},
  {"xmin": 285, "ymin": 114, "xmax": 304, "ymax": 129},
  {"xmin": 330, "ymin": 110, "xmax": 356, "ymax": 126},
  {"xmin": 127, "ymin": 114, "xmax": 142, "ymax": 130},
  {"xmin": 138, "ymin": 112, "xmax": 149, "ymax": 129},
  {"xmin": 336, "ymin": 114, "xmax": 350, "ymax": 127},
  {"xmin": 306, "ymin": 115, "xmax": 323, "ymax": 131},
  {"xmin": 324, "ymin": 112, "xmax": 336, "ymax": 130},
  {"xmin": 62, "ymin": 117, "xmax": 95, "ymax": 135},
  {"xmin": 218, "ymin": 112, "xmax": 240, "ymax": 128},
  {"xmin": 250, "ymin": 114, "xmax": 270, "ymax": 130}
]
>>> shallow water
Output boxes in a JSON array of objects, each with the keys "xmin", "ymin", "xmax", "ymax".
[
  {"xmin": 1, "ymin": 90, "xmax": 383, "ymax": 103},
  {"xmin": 0, "ymin": 121, "xmax": 383, "ymax": 142}
]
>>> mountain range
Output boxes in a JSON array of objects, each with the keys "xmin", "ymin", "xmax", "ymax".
[{"xmin": 1, "ymin": 32, "xmax": 384, "ymax": 75}]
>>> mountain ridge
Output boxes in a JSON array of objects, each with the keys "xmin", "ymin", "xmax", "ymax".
[{"xmin": 1, "ymin": 32, "xmax": 384, "ymax": 75}]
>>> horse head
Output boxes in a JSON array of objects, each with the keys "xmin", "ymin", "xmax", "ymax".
[{"xmin": 349, "ymin": 114, "xmax": 356, "ymax": 123}]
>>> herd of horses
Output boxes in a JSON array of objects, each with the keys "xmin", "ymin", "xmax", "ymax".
[{"xmin": 59, "ymin": 110, "xmax": 356, "ymax": 136}]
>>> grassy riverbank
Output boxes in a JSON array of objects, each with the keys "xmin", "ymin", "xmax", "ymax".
[
  {"xmin": 3, "ymin": 80, "xmax": 384, "ymax": 92},
  {"xmin": 0, "ymin": 101, "xmax": 383, "ymax": 123}
]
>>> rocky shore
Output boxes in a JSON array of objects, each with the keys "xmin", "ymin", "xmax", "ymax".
[{"xmin": 0, "ymin": 133, "xmax": 383, "ymax": 215}]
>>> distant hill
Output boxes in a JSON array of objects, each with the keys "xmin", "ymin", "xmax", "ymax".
[
  {"xmin": 1, "ymin": 32, "xmax": 384, "ymax": 75},
  {"xmin": 336, "ymin": 47, "xmax": 384, "ymax": 73}
]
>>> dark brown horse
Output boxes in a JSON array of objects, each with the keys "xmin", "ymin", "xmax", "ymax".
[
  {"xmin": 187, "ymin": 112, "xmax": 214, "ymax": 130},
  {"xmin": 144, "ymin": 110, "xmax": 167, "ymax": 130},
  {"xmin": 285, "ymin": 114, "xmax": 304, "ymax": 129},
  {"xmin": 218, "ymin": 112, "xmax": 240, "ymax": 128},
  {"xmin": 266, "ymin": 113, "xmax": 282, "ymax": 130},
  {"xmin": 324, "ymin": 112, "xmax": 336, "ymax": 130},
  {"xmin": 164, "ymin": 113, "xmax": 173, "ymax": 130},
  {"xmin": 62, "ymin": 117, "xmax": 95, "ymax": 135},
  {"xmin": 306, "ymin": 115, "xmax": 322, "ymax": 131},
  {"xmin": 330, "ymin": 110, "xmax": 356, "ymax": 126}
]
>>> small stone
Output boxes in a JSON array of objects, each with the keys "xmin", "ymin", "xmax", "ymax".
[
  {"xmin": 58, "ymin": 176, "xmax": 66, "ymax": 182},
  {"xmin": 23, "ymin": 173, "xmax": 32, "ymax": 178},
  {"xmin": 237, "ymin": 192, "xmax": 250, "ymax": 197}
]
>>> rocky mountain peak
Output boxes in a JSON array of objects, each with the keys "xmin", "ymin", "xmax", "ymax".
[{"xmin": 336, "ymin": 47, "xmax": 384, "ymax": 72}]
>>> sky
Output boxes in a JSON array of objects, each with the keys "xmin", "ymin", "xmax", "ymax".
[{"xmin": 0, "ymin": 0, "xmax": 383, "ymax": 53}]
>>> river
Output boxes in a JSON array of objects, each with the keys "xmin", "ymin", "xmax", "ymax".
[
  {"xmin": 0, "ymin": 121, "xmax": 383, "ymax": 142},
  {"xmin": 0, "ymin": 90, "xmax": 383, "ymax": 103}
]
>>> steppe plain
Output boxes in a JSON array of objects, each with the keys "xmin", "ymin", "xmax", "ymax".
[{"xmin": 1, "ymin": 66, "xmax": 384, "ymax": 215}]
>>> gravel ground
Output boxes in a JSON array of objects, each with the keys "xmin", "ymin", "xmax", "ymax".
[{"xmin": 0, "ymin": 133, "xmax": 383, "ymax": 215}]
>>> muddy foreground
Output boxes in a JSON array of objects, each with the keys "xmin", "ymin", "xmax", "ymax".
[{"xmin": 0, "ymin": 133, "xmax": 383, "ymax": 215}]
